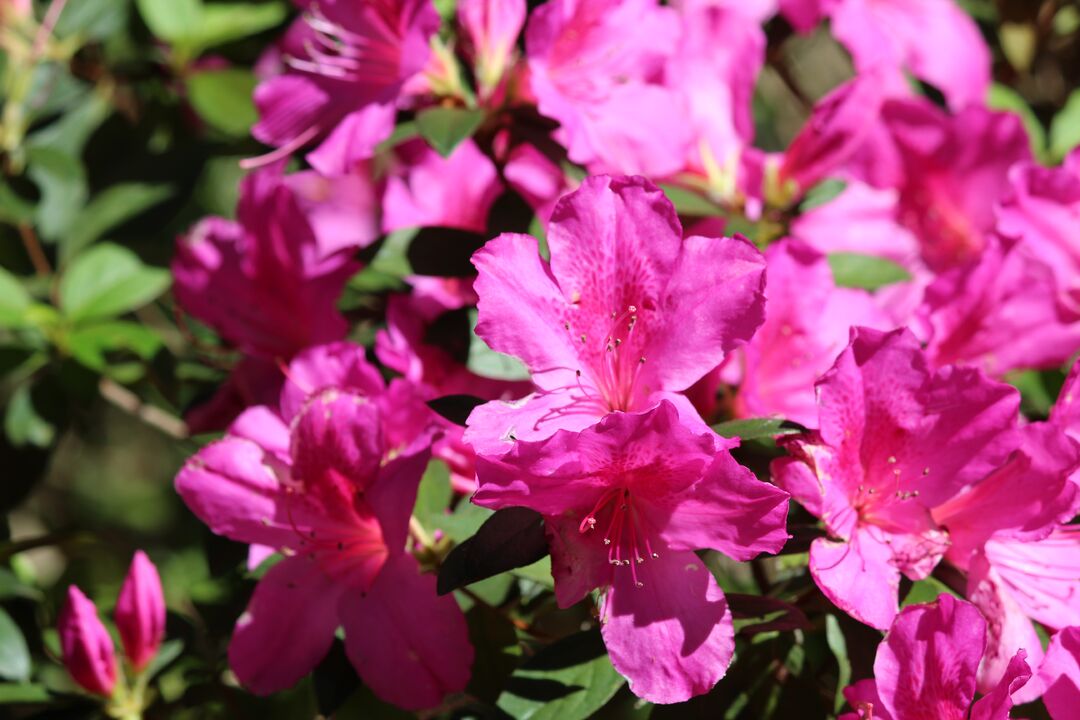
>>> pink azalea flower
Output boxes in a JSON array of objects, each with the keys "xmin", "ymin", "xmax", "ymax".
[
  {"xmin": 852, "ymin": 99, "xmax": 1031, "ymax": 272},
  {"xmin": 839, "ymin": 595, "xmax": 1032, "ymax": 720},
  {"xmin": 175, "ymin": 388, "xmax": 472, "ymax": 706},
  {"xmin": 1037, "ymin": 626, "xmax": 1080, "ymax": 720},
  {"xmin": 828, "ymin": 0, "xmax": 991, "ymax": 110},
  {"xmin": 664, "ymin": 2, "xmax": 763, "ymax": 189},
  {"xmin": 382, "ymin": 138, "xmax": 503, "ymax": 233},
  {"xmin": 777, "ymin": 72, "xmax": 888, "ymax": 198},
  {"xmin": 502, "ymin": 142, "xmax": 575, "ymax": 228},
  {"xmin": 1051, "ymin": 360, "xmax": 1080, "ymax": 444},
  {"xmin": 250, "ymin": 0, "xmax": 439, "ymax": 173},
  {"xmin": 931, "ymin": 422, "xmax": 1080, "ymax": 696},
  {"xmin": 172, "ymin": 164, "xmax": 364, "ymax": 360},
  {"xmin": 735, "ymin": 239, "xmax": 892, "ymax": 427},
  {"xmin": 473, "ymin": 400, "xmax": 790, "ymax": 703},
  {"xmin": 772, "ymin": 327, "xmax": 1019, "ymax": 629},
  {"xmin": 58, "ymin": 587, "xmax": 118, "ymax": 697},
  {"xmin": 918, "ymin": 236, "xmax": 1080, "ymax": 376},
  {"xmin": 115, "ymin": 551, "xmax": 166, "ymax": 672},
  {"xmin": 464, "ymin": 175, "xmax": 766, "ymax": 454},
  {"xmin": 458, "ymin": 0, "xmax": 526, "ymax": 99},
  {"xmin": 524, "ymin": 0, "xmax": 692, "ymax": 176},
  {"xmin": 996, "ymin": 151, "xmax": 1080, "ymax": 314}
]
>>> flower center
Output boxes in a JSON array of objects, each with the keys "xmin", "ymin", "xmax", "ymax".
[
  {"xmin": 285, "ymin": 4, "xmax": 399, "ymax": 85},
  {"xmin": 578, "ymin": 486, "xmax": 659, "ymax": 588}
]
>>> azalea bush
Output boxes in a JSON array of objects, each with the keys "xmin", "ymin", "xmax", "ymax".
[{"xmin": 1, "ymin": 0, "xmax": 1080, "ymax": 717}]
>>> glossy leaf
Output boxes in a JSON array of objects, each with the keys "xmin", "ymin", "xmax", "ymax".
[
  {"xmin": 711, "ymin": 417, "xmax": 804, "ymax": 441},
  {"xmin": 827, "ymin": 252, "xmax": 911, "ymax": 290},
  {"xmin": 59, "ymin": 244, "xmax": 171, "ymax": 322},
  {"xmin": 0, "ymin": 608, "xmax": 30, "ymax": 682},
  {"xmin": 186, "ymin": 69, "xmax": 259, "ymax": 137},
  {"xmin": 437, "ymin": 507, "xmax": 548, "ymax": 595},
  {"xmin": 416, "ymin": 107, "xmax": 486, "ymax": 157}
]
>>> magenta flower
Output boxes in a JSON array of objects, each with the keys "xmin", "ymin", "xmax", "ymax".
[
  {"xmin": 176, "ymin": 388, "xmax": 472, "ymax": 706},
  {"xmin": 828, "ymin": 0, "xmax": 991, "ymax": 110},
  {"xmin": 1051, "ymin": 360, "xmax": 1080, "ymax": 445},
  {"xmin": 1036, "ymin": 626, "xmax": 1080, "ymax": 720},
  {"xmin": 473, "ymin": 400, "xmax": 789, "ymax": 703},
  {"xmin": 172, "ymin": 164, "xmax": 364, "ymax": 360},
  {"xmin": 735, "ymin": 239, "xmax": 891, "ymax": 427},
  {"xmin": 918, "ymin": 236, "xmax": 1080, "ymax": 376},
  {"xmin": 839, "ymin": 595, "xmax": 1032, "ymax": 720},
  {"xmin": 854, "ymin": 99, "xmax": 1031, "ymax": 272},
  {"xmin": 115, "ymin": 551, "xmax": 166, "ymax": 672},
  {"xmin": 458, "ymin": 0, "xmax": 526, "ymax": 99},
  {"xmin": 663, "ymin": 2, "xmax": 763, "ymax": 189},
  {"xmin": 465, "ymin": 175, "xmax": 766, "ymax": 453},
  {"xmin": 382, "ymin": 138, "xmax": 503, "ymax": 233},
  {"xmin": 525, "ymin": 0, "xmax": 691, "ymax": 176},
  {"xmin": 250, "ymin": 0, "xmax": 439, "ymax": 173},
  {"xmin": 773, "ymin": 327, "xmax": 1019, "ymax": 629},
  {"xmin": 996, "ymin": 151, "xmax": 1080, "ymax": 315},
  {"xmin": 931, "ymin": 422, "xmax": 1080, "ymax": 696},
  {"xmin": 58, "ymin": 587, "xmax": 118, "ymax": 697}
]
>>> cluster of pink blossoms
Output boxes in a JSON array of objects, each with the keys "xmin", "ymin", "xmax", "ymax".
[{"xmin": 102, "ymin": 0, "xmax": 1080, "ymax": 715}]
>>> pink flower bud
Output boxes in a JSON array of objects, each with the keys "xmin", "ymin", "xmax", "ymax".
[
  {"xmin": 115, "ymin": 550, "xmax": 165, "ymax": 671},
  {"xmin": 58, "ymin": 586, "xmax": 117, "ymax": 696},
  {"xmin": 459, "ymin": 0, "xmax": 526, "ymax": 97}
]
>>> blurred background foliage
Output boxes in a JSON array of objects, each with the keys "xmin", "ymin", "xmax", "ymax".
[{"xmin": 0, "ymin": 0, "xmax": 1077, "ymax": 718}]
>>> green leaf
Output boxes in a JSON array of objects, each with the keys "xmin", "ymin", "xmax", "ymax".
[
  {"xmin": 4, "ymin": 385, "xmax": 55, "ymax": 448},
  {"xmin": 987, "ymin": 84, "xmax": 1047, "ymax": 158},
  {"xmin": 1050, "ymin": 89, "xmax": 1080, "ymax": 162},
  {"xmin": 0, "ymin": 683, "xmax": 49, "ymax": 704},
  {"xmin": 0, "ymin": 608, "xmax": 30, "ymax": 682},
  {"xmin": 53, "ymin": 0, "xmax": 130, "ymax": 41},
  {"xmin": 66, "ymin": 321, "xmax": 164, "ymax": 375},
  {"xmin": 135, "ymin": 0, "xmax": 202, "ymax": 43},
  {"xmin": 59, "ymin": 244, "xmax": 171, "ymax": 322},
  {"xmin": 375, "ymin": 121, "xmax": 420, "ymax": 154},
  {"xmin": 712, "ymin": 417, "xmax": 802, "ymax": 441},
  {"xmin": 511, "ymin": 556, "xmax": 554, "ymax": 588},
  {"xmin": 0, "ymin": 569, "xmax": 41, "ymax": 601},
  {"xmin": 497, "ymin": 631, "xmax": 625, "ymax": 720},
  {"xmin": 0, "ymin": 269, "xmax": 31, "ymax": 329},
  {"xmin": 902, "ymin": 577, "xmax": 958, "ymax": 607},
  {"xmin": 800, "ymin": 178, "xmax": 847, "ymax": 212},
  {"xmin": 658, "ymin": 184, "xmax": 723, "ymax": 216},
  {"xmin": 414, "ymin": 460, "xmax": 452, "ymax": 527},
  {"xmin": 825, "ymin": 615, "xmax": 850, "ymax": 714},
  {"xmin": 827, "ymin": 252, "xmax": 911, "ymax": 290},
  {"xmin": 186, "ymin": 69, "xmax": 259, "ymax": 137},
  {"xmin": 64, "ymin": 184, "xmax": 173, "ymax": 262},
  {"xmin": 25, "ymin": 147, "xmax": 88, "ymax": 242},
  {"xmin": 142, "ymin": 639, "xmax": 184, "ymax": 682},
  {"xmin": 196, "ymin": 2, "xmax": 288, "ymax": 51},
  {"xmin": 468, "ymin": 309, "xmax": 530, "ymax": 381},
  {"xmin": 0, "ymin": 180, "xmax": 36, "ymax": 225},
  {"xmin": 416, "ymin": 107, "xmax": 486, "ymax": 157}
]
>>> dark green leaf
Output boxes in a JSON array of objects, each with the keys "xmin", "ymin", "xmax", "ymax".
[
  {"xmin": 0, "ymin": 269, "xmax": 31, "ymax": 329},
  {"xmin": 902, "ymin": 577, "xmax": 958, "ymax": 607},
  {"xmin": 437, "ymin": 507, "xmax": 548, "ymax": 595},
  {"xmin": 59, "ymin": 243, "xmax": 171, "ymax": 322},
  {"xmin": 416, "ymin": 107, "xmax": 486, "ymax": 157},
  {"xmin": 427, "ymin": 395, "xmax": 483, "ymax": 427},
  {"xmin": 53, "ymin": 0, "xmax": 129, "ymax": 40},
  {"xmin": 711, "ymin": 417, "xmax": 804, "ymax": 441},
  {"xmin": 0, "ymin": 569, "xmax": 41, "ymax": 601},
  {"xmin": 65, "ymin": 183, "xmax": 173, "ymax": 261},
  {"xmin": 142, "ymin": 639, "xmax": 183, "ymax": 681},
  {"xmin": 67, "ymin": 320, "xmax": 164, "ymax": 378},
  {"xmin": 727, "ymin": 594, "xmax": 812, "ymax": 637},
  {"xmin": 827, "ymin": 252, "xmax": 911, "ymax": 290},
  {"xmin": 658, "ymin": 184, "xmax": 723, "ymax": 216},
  {"xmin": 498, "ymin": 631, "xmax": 625, "ymax": 720},
  {"xmin": 4, "ymin": 385, "xmax": 55, "ymax": 448},
  {"xmin": 313, "ymin": 640, "xmax": 360, "ymax": 716},
  {"xmin": 405, "ymin": 226, "xmax": 486, "ymax": 276},
  {"xmin": 25, "ymin": 147, "xmax": 88, "ymax": 242},
  {"xmin": 0, "ymin": 608, "xmax": 30, "ymax": 682},
  {"xmin": 186, "ymin": 69, "xmax": 259, "ymax": 137}
]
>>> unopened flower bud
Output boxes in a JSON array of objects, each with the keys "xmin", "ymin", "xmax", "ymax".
[
  {"xmin": 115, "ymin": 550, "xmax": 165, "ymax": 671},
  {"xmin": 58, "ymin": 586, "xmax": 117, "ymax": 696}
]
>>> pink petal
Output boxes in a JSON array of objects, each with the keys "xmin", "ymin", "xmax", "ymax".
[
  {"xmin": 290, "ymin": 389, "xmax": 385, "ymax": 498},
  {"xmin": 969, "ymin": 649, "xmax": 1032, "ymax": 720},
  {"xmin": 874, "ymin": 595, "xmax": 984, "ymax": 719},
  {"xmin": 228, "ymin": 556, "xmax": 343, "ymax": 695},
  {"xmin": 307, "ymin": 104, "xmax": 396, "ymax": 176},
  {"xmin": 1038, "ymin": 626, "xmax": 1080, "ymax": 720},
  {"xmin": 601, "ymin": 551, "xmax": 734, "ymax": 704},
  {"xmin": 341, "ymin": 553, "xmax": 473, "ymax": 710},
  {"xmin": 810, "ymin": 530, "xmax": 901, "ymax": 630},
  {"xmin": 986, "ymin": 529, "xmax": 1080, "ymax": 631},
  {"xmin": 279, "ymin": 342, "xmax": 386, "ymax": 423},
  {"xmin": 841, "ymin": 678, "xmax": 894, "ymax": 720},
  {"xmin": 115, "ymin": 551, "xmax": 166, "ymax": 671}
]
